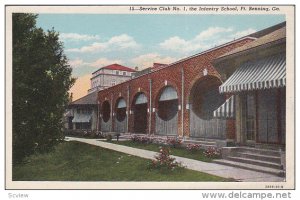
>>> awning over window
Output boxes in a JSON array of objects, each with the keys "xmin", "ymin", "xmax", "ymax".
[
  {"xmin": 213, "ymin": 95, "xmax": 235, "ymax": 118},
  {"xmin": 72, "ymin": 114, "xmax": 92, "ymax": 123},
  {"xmin": 219, "ymin": 53, "xmax": 286, "ymax": 93},
  {"xmin": 117, "ymin": 99, "xmax": 126, "ymax": 108},
  {"xmin": 135, "ymin": 93, "xmax": 147, "ymax": 104},
  {"xmin": 159, "ymin": 86, "xmax": 178, "ymax": 101}
]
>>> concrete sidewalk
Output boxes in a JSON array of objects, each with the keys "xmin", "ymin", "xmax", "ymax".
[{"xmin": 65, "ymin": 137, "xmax": 284, "ymax": 182}]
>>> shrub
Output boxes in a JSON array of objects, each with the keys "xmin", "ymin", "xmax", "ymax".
[
  {"xmin": 186, "ymin": 143, "xmax": 201, "ymax": 152},
  {"xmin": 83, "ymin": 131, "xmax": 91, "ymax": 137},
  {"xmin": 106, "ymin": 134, "xmax": 113, "ymax": 142},
  {"xmin": 130, "ymin": 135, "xmax": 152, "ymax": 144},
  {"xmin": 166, "ymin": 137, "xmax": 182, "ymax": 148},
  {"xmin": 203, "ymin": 147, "xmax": 221, "ymax": 159},
  {"xmin": 149, "ymin": 146, "xmax": 183, "ymax": 171}
]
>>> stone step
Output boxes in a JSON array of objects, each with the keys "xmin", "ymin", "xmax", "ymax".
[
  {"xmin": 226, "ymin": 156, "xmax": 283, "ymax": 169},
  {"xmin": 238, "ymin": 147, "xmax": 281, "ymax": 156},
  {"xmin": 214, "ymin": 159, "xmax": 284, "ymax": 176},
  {"xmin": 184, "ymin": 139, "xmax": 216, "ymax": 146},
  {"xmin": 238, "ymin": 152, "xmax": 281, "ymax": 164}
]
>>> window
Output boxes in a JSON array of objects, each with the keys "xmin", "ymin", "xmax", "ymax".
[
  {"xmin": 123, "ymin": 71, "xmax": 127, "ymax": 76},
  {"xmin": 111, "ymin": 80, "xmax": 116, "ymax": 86},
  {"xmin": 116, "ymin": 70, "xmax": 120, "ymax": 75}
]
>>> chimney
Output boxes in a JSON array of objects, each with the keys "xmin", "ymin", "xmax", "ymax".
[{"xmin": 70, "ymin": 92, "xmax": 73, "ymax": 102}]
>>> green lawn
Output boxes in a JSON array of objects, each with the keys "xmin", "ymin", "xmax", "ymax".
[
  {"xmin": 109, "ymin": 140, "xmax": 218, "ymax": 162},
  {"xmin": 13, "ymin": 141, "xmax": 227, "ymax": 181}
]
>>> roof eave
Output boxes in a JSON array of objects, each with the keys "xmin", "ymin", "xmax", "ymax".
[{"xmin": 213, "ymin": 37, "xmax": 286, "ymax": 64}]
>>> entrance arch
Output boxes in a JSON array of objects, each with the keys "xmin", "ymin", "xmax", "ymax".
[
  {"xmin": 155, "ymin": 86, "xmax": 178, "ymax": 136},
  {"xmin": 189, "ymin": 76, "xmax": 226, "ymax": 139},
  {"xmin": 101, "ymin": 100, "xmax": 112, "ymax": 132},
  {"xmin": 132, "ymin": 92, "xmax": 148, "ymax": 133},
  {"xmin": 115, "ymin": 97, "xmax": 127, "ymax": 133}
]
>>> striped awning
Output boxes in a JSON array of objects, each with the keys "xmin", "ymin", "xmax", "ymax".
[
  {"xmin": 72, "ymin": 114, "xmax": 92, "ymax": 123},
  {"xmin": 213, "ymin": 95, "xmax": 235, "ymax": 118},
  {"xmin": 159, "ymin": 86, "xmax": 178, "ymax": 101},
  {"xmin": 219, "ymin": 53, "xmax": 286, "ymax": 93},
  {"xmin": 117, "ymin": 99, "xmax": 126, "ymax": 108},
  {"xmin": 135, "ymin": 93, "xmax": 147, "ymax": 104}
]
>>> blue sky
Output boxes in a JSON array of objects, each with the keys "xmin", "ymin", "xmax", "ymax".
[{"xmin": 36, "ymin": 14, "xmax": 285, "ymax": 99}]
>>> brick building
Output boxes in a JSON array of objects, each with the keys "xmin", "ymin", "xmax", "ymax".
[
  {"xmin": 97, "ymin": 22, "xmax": 286, "ymax": 151},
  {"xmin": 97, "ymin": 37, "xmax": 254, "ymax": 144}
]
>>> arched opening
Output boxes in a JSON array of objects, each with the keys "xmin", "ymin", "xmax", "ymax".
[
  {"xmin": 102, "ymin": 101, "xmax": 111, "ymax": 122},
  {"xmin": 115, "ymin": 98, "xmax": 126, "ymax": 122},
  {"xmin": 101, "ymin": 100, "xmax": 112, "ymax": 132},
  {"xmin": 189, "ymin": 76, "xmax": 226, "ymax": 139},
  {"xmin": 132, "ymin": 92, "xmax": 148, "ymax": 133},
  {"xmin": 156, "ymin": 86, "xmax": 178, "ymax": 136},
  {"xmin": 115, "ymin": 97, "xmax": 127, "ymax": 133}
]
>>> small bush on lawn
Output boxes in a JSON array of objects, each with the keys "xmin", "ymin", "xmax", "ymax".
[
  {"xmin": 148, "ymin": 146, "xmax": 183, "ymax": 172},
  {"xmin": 204, "ymin": 147, "xmax": 221, "ymax": 159},
  {"xmin": 186, "ymin": 143, "xmax": 201, "ymax": 152},
  {"xmin": 106, "ymin": 134, "xmax": 113, "ymax": 142},
  {"xmin": 166, "ymin": 137, "xmax": 182, "ymax": 148},
  {"xmin": 131, "ymin": 135, "xmax": 153, "ymax": 144}
]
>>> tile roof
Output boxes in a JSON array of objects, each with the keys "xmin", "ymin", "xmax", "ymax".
[
  {"xmin": 92, "ymin": 63, "xmax": 136, "ymax": 74},
  {"xmin": 69, "ymin": 91, "xmax": 98, "ymax": 106},
  {"xmin": 218, "ymin": 25, "xmax": 286, "ymax": 59}
]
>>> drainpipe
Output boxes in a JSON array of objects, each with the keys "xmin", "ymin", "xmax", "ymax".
[
  {"xmin": 97, "ymin": 99, "xmax": 100, "ymax": 133},
  {"xmin": 111, "ymin": 94, "xmax": 113, "ymax": 132},
  {"xmin": 127, "ymin": 85, "xmax": 130, "ymax": 133},
  {"xmin": 181, "ymin": 67, "xmax": 184, "ymax": 140},
  {"xmin": 149, "ymin": 79, "xmax": 152, "ymax": 135}
]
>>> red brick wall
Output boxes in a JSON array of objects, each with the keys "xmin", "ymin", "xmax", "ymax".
[{"xmin": 98, "ymin": 38, "xmax": 254, "ymax": 138}]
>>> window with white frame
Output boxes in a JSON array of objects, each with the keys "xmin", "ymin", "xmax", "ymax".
[
  {"xmin": 123, "ymin": 71, "xmax": 127, "ymax": 76},
  {"xmin": 116, "ymin": 70, "xmax": 120, "ymax": 75},
  {"xmin": 111, "ymin": 80, "xmax": 116, "ymax": 86}
]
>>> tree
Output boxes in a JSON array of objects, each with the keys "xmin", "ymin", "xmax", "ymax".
[{"xmin": 12, "ymin": 13, "xmax": 75, "ymax": 163}]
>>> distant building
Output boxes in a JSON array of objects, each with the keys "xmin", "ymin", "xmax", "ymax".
[
  {"xmin": 132, "ymin": 63, "xmax": 168, "ymax": 78},
  {"xmin": 65, "ymin": 91, "xmax": 98, "ymax": 131},
  {"xmin": 88, "ymin": 64, "xmax": 136, "ymax": 94}
]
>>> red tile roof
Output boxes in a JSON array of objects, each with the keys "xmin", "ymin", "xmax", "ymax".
[{"xmin": 93, "ymin": 63, "xmax": 136, "ymax": 74}]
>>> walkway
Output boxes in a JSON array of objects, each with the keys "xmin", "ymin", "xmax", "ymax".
[{"xmin": 65, "ymin": 137, "xmax": 284, "ymax": 182}]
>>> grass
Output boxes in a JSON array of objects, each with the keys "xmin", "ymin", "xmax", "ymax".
[
  {"xmin": 13, "ymin": 141, "xmax": 228, "ymax": 181},
  {"xmin": 109, "ymin": 140, "xmax": 218, "ymax": 162}
]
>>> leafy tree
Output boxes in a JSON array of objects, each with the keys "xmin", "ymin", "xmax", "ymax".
[{"xmin": 12, "ymin": 13, "xmax": 75, "ymax": 163}]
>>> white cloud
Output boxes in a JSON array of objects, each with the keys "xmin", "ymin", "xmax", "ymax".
[
  {"xmin": 231, "ymin": 28, "xmax": 256, "ymax": 39},
  {"xmin": 68, "ymin": 57, "xmax": 123, "ymax": 69},
  {"xmin": 160, "ymin": 26, "xmax": 256, "ymax": 53},
  {"xmin": 131, "ymin": 53, "xmax": 177, "ymax": 70},
  {"xmin": 66, "ymin": 34, "xmax": 139, "ymax": 53},
  {"xmin": 194, "ymin": 27, "xmax": 233, "ymax": 41},
  {"xmin": 68, "ymin": 58, "xmax": 87, "ymax": 68},
  {"xmin": 60, "ymin": 33, "xmax": 100, "ymax": 41},
  {"xmin": 89, "ymin": 58, "xmax": 123, "ymax": 68}
]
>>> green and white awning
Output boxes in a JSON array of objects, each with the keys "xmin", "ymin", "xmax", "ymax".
[
  {"xmin": 117, "ymin": 99, "xmax": 126, "ymax": 108},
  {"xmin": 213, "ymin": 95, "xmax": 235, "ymax": 118},
  {"xmin": 135, "ymin": 93, "xmax": 148, "ymax": 104},
  {"xmin": 159, "ymin": 86, "xmax": 178, "ymax": 101},
  {"xmin": 219, "ymin": 53, "xmax": 286, "ymax": 93}
]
